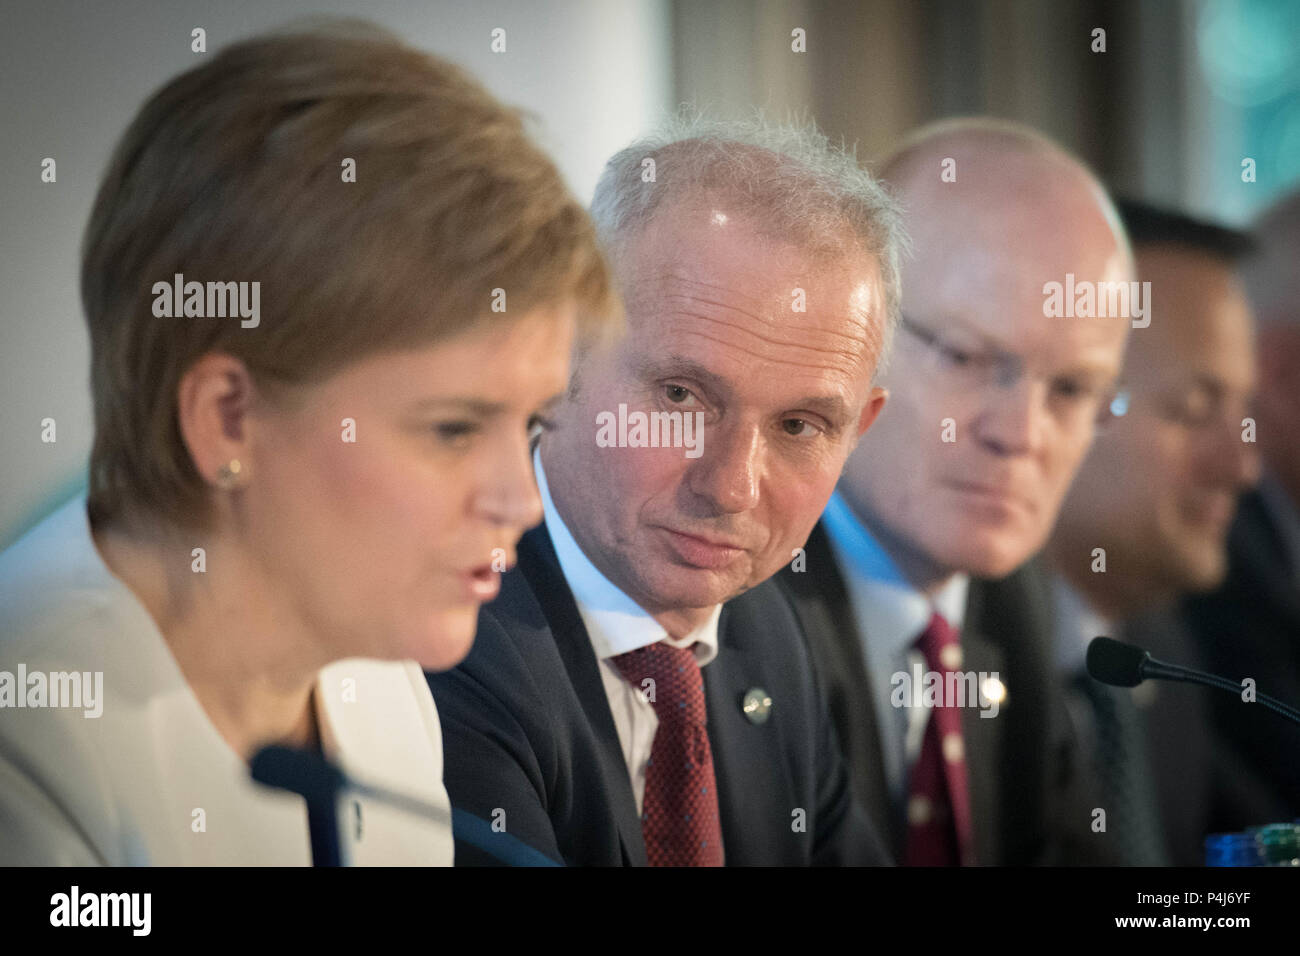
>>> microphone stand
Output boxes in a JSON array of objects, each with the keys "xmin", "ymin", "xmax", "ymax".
[
  {"xmin": 1137, "ymin": 654, "xmax": 1300, "ymax": 727},
  {"xmin": 305, "ymin": 789, "xmax": 344, "ymax": 867}
]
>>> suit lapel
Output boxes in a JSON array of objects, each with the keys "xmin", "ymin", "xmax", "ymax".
[
  {"xmin": 704, "ymin": 605, "xmax": 795, "ymax": 865},
  {"xmin": 956, "ymin": 619, "xmax": 1005, "ymax": 866},
  {"xmin": 516, "ymin": 525, "xmax": 648, "ymax": 866},
  {"xmin": 787, "ymin": 523, "xmax": 896, "ymax": 855},
  {"xmin": 963, "ymin": 564, "xmax": 1057, "ymax": 865}
]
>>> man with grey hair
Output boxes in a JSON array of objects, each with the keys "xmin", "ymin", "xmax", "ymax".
[
  {"xmin": 428, "ymin": 117, "xmax": 901, "ymax": 865},
  {"xmin": 1185, "ymin": 188, "xmax": 1300, "ymax": 824}
]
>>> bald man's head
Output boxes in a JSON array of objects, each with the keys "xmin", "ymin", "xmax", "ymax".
[
  {"xmin": 880, "ymin": 120, "xmax": 1132, "ymax": 319},
  {"xmin": 839, "ymin": 118, "xmax": 1134, "ymax": 588}
]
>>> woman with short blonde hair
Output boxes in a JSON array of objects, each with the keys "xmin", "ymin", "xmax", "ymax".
[{"xmin": 0, "ymin": 20, "xmax": 616, "ymax": 865}]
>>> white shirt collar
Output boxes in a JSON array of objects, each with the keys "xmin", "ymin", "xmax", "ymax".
[
  {"xmin": 822, "ymin": 490, "xmax": 970, "ymax": 653},
  {"xmin": 534, "ymin": 448, "xmax": 720, "ymax": 666}
]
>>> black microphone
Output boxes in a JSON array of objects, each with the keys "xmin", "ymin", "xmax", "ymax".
[
  {"xmin": 251, "ymin": 743, "xmax": 348, "ymax": 798},
  {"xmin": 250, "ymin": 744, "xmax": 557, "ymax": 866},
  {"xmin": 1087, "ymin": 636, "xmax": 1300, "ymax": 726},
  {"xmin": 250, "ymin": 745, "xmax": 349, "ymax": 866}
]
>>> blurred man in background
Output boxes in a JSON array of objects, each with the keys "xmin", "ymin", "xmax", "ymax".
[
  {"xmin": 781, "ymin": 118, "xmax": 1133, "ymax": 865},
  {"xmin": 1047, "ymin": 199, "xmax": 1261, "ymax": 865},
  {"xmin": 1184, "ymin": 189, "xmax": 1300, "ymax": 828}
]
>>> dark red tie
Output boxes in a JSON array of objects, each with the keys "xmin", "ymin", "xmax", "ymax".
[
  {"xmin": 610, "ymin": 641, "xmax": 724, "ymax": 866},
  {"xmin": 904, "ymin": 612, "xmax": 975, "ymax": 866}
]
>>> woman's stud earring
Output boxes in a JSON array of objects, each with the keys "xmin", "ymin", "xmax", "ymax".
[{"xmin": 216, "ymin": 459, "xmax": 244, "ymax": 487}]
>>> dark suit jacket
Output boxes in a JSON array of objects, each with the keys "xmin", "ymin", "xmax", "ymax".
[
  {"xmin": 777, "ymin": 520, "xmax": 1070, "ymax": 865},
  {"xmin": 1184, "ymin": 487, "xmax": 1300, "ymax": 824},
  {"xmin": 426, "ymin": 523, "xmax": 891, "ymax": 866},
  {"xmin": 1056, "ymin": 665, "xmax": 1169, "ymax": 866}
]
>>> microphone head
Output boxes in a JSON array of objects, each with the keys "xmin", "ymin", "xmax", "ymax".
[
  {"xmin": 250, "ymin": 744, "xmax": 347, "ymax": 803},
  {"xmin": 1086, "ymin": 636, "xmax": 1150, "ymax": 688}
]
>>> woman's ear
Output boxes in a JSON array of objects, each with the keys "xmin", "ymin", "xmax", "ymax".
[{"xmin": 177, "ymin": 352, "xmax": 258, "ymax": 488}]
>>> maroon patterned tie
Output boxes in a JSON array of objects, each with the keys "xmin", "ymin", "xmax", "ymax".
[
  {"xmin": 610, "ymin": 641, "xmax": 724, "ymax": 866},
  {"xmin": 904, "ymin": 612, "xmax": 975, "ymax": 866}
]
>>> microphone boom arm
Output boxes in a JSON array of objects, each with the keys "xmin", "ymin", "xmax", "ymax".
[{"xmin": 1140, "ymin": 655, "xmax": 1300, "ymax": 726}]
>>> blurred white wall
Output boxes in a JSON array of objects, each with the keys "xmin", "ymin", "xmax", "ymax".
[{"xmin": 0, "ymin": 0, "xmax": 672, "ymax": 546}]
